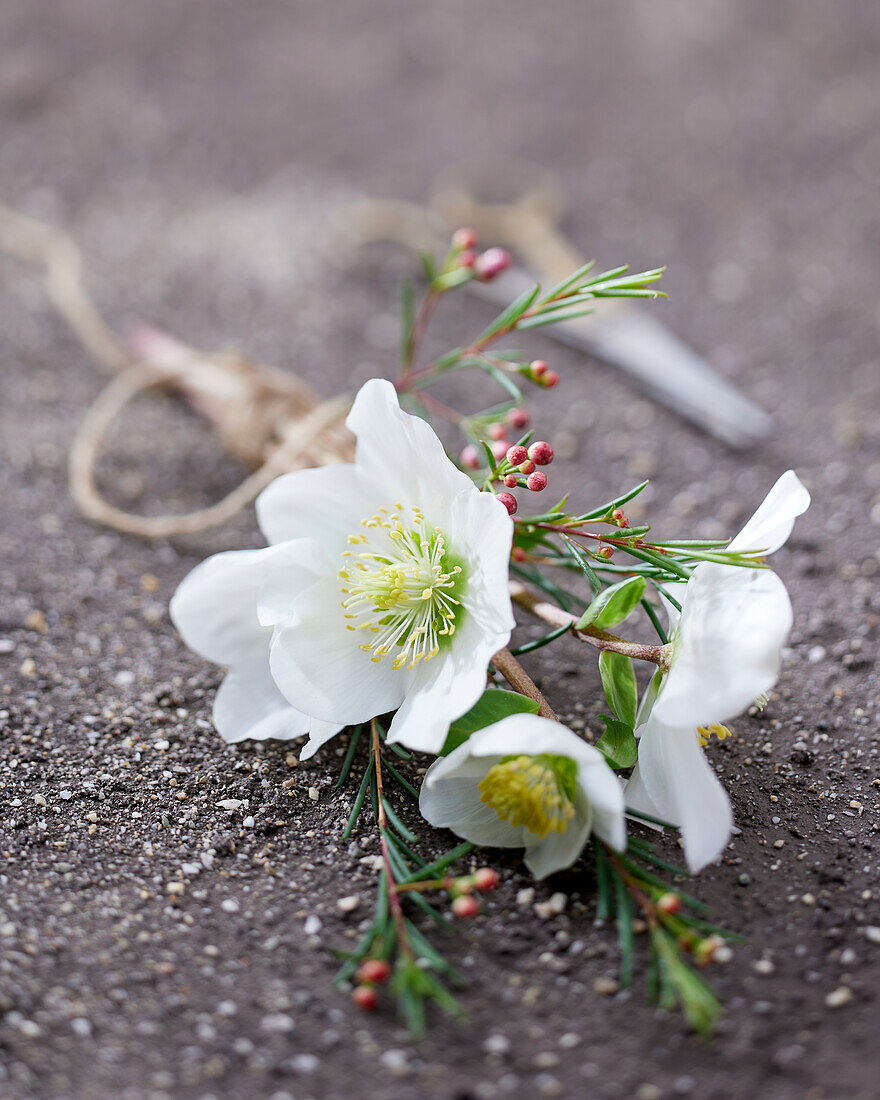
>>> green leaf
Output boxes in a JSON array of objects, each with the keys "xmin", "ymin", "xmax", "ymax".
[
  {"xmin": 476, "ymin": 285, "xmax": 541, "ymax": 343},
  {"xmin": 595, "ymin": 714, "xmax": 637, "ymax": 769},
  {"xmin": 440, "ymin": 689, "xmax": 540, "ymax": 756},
  {"xmin": 577, "ymin": 576, "xmax": 645, "ymax": 630},
  {"xmin": 598, "ymin": 651, "xmax": 638, "ymax": 727}
]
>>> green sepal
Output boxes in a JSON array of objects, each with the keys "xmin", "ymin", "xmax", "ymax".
[
  {"xmin": 440, "ymin": 688, "xmax": 540, "ymax": 756},
  {"xmin": 598, "ymin": 650, "xmax": 638, "ymax": 728},
  {"xmin": 577, "ymin": 576, "xmax": 646, "ymax": 630},
  {"xmin": 595, "ymin": 714, "xmax": 638, "ymax": 769}
]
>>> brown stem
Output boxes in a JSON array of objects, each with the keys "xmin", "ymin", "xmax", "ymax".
[
  {"xmin": 508, "ymin": 580, "xmax": 671, "ymax": 668},
  {"xmin": 401, "ymin": 287, "xmax": 439, "ymax": 377},
  {"xmin": 490, "ymin": 646, "xmax": 557, "ymax": 720},
  {"xmin": 371, "ymin": 720, "xmax": 414, "ymax": 959}
]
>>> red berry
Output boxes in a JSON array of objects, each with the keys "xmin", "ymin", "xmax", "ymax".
[
  {"xmin": 474, "ymin": 247, "xmax": 512, "ymax": 281},
  {"xmin": 473, "ymin": 868, "xmax": 500, "ymax": 892},
  {"xmin": 352, "ymin": 985, "xmax": 379, "ymax": 1010},
  {"xmin": 505, "ymin": 444, "xmax": 528, "ymax": 466},
  {"xmin": 491, "ymin": 439, "xmax": 512, "ymax": 461},
  {"xmin": 357, "ymin": 958, "xmax": 392, "ymax": 984},
  {"xmin": 503, "ymin": 474, "xmax": 518, "ymax": 489},
  {"xmin": 507, "ymin": 408, "xmax": 530, "ymax": 429},
  {"xmin": 488, "ymin": 423, "xmax": 506, "ymax": 441},
  {"xmin": 496, "ymin": 492, "xmax": 518, "ymax": 516},
  {"xmin": 526, "ymin": 471, "xmax": 547, "ymax": 492},
  {"xmin": 528, "ymin": 441, "xmax": 554, "ymax": 466},
  {"xmin": 530, "ymin": 359, "xmax": 548, "ymax": 378},
  {"xmin": 451, "ymin": 895, "xmax": 481, "ymax": 919},
  {"xmin": 452, "ymin": 227, "xmax": 478, "ymax": 251},
  {"xmin": 542, "ymin": 370, "xmax": 560, "ymax": 388},
  {"xmin": 460, "ymin": 444, "xmax": 481, "ymax": 470},
  {"xmin": 518, "ymin": 459, "xmax": 535, "ymax": 476}
]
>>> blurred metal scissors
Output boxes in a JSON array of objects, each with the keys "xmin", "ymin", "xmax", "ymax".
[{"xmin": 344, "ymin": 164, "xmax": 773, "ymax": 448}]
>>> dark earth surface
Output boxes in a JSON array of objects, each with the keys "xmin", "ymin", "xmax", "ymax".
[{"xmin": 1, "ymin": 2, "xmax": 879, "ymax": 1098}]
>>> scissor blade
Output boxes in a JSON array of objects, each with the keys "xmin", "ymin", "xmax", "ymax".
[{"xmin": 468, "ymin": 267, "xmax": 773, "ymax": 449}]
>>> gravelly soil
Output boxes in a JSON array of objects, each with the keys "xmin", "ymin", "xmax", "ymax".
[{"xmin": 0, "ymin": 2, "xmax": 878, "ymax": 1098}]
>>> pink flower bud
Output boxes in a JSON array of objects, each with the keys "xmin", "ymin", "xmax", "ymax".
[
  {"xmin": 530, "ymin": 359, "xmax": 548, "ymax": 378},
  {"xmin": 457, "ymin": 248, "xmax": 477, "ymax": 269},
  {"xmin": 612, "ymin": 508, "xmax": 629, "ymax": 528},
  {"xmin": 488, "ymin": 423, "xmax": 507, "ymax": 441},
  {"xmin": 597, "ymin": 545, "xmax": 614, "ymax": 559},
  {"xmin": 505, "ymin": 444, "xmax": 528, "ymax": 466},
  {"xmin": 357, "ymin": 959, "xmax": 392, "ymax": 984},
  {"xmin": 542, "ymin": 370, "xmax": 560, "ymax": 388},
  {"xmin": 507, "ymin": 407, "xmax": 530, "ymax": 430},
  {"xmin": 512, "ymin": 546, "xmax": 527, "ymax": 562},
  {"xmin": 518, "ymin": 459, "xmax": 535, "ymax": 476},
  {"xmin": 460, "ymin": 444, "xmax": 481, "ymax": 470},
  {"xmin": 474, "ymin": 247, "xmax": 512, "ymax": 281},
  {"xmin": 491, "ymin": 439, "xmax": 512, "ymax": 462},
  {"xmin": 473, "ymin": 868, "xmax": 500, "ymax": 892},
  {"xmin": 452, "ymin": 227, "xmax": 478, "ymax": 251},
  {"xmin": 503, "ymin": 474, "xmax": 518, "ymax": 489},
  {"xmin": 451, "ymin": 895, "xmax": 481, "ymax": 919},
  {"xmin": 496, "ymin": 492, "xmax": 518, "ymax": 516},
  {"xmin": 352, "ymin": 985, "xmax": 379, "ymax": 1010},
  {"xmin": 526, "ymin": 471, "xmax": 547, "ymax": 492},
  {"xmin": 656, "ymin": 893, "xmax": 682, "ymax": 916},
  {"xmin": 528, "ymin": 441, "xmax": 554, "ymax": 466}
]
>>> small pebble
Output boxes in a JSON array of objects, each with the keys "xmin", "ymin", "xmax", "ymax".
[
  {"xmin": 483, "ymin": 1034, "xmax": 511, "ymax": 1055},
  {"xmin": 825, "ymin": 986, "xmax": 853, "ymax": 1008},
  {"xmin": 336, "ymin": 895, "xmax": 360, "ymax": 913}
]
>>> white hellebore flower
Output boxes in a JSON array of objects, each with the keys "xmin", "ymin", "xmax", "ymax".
[
  {"xmin": 170, "ymin": 378, "xmax": 514, "ymax": 757},
  {"xmin": 625, "ymin": 471, "xmax": 811, "ymax": 872},
  {"xmin": 420, "ymin": 714, "xmax": 626, "ymax": 879}
]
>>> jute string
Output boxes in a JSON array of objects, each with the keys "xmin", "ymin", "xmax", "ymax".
[{"xmin": 0, "ymin": 201, "xmax": 353, "ymax": 538}]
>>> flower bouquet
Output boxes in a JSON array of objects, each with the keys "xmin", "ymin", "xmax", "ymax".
[{"xmin": 161, "ymin": 231, "xmax": 810, "ymax": 1036}]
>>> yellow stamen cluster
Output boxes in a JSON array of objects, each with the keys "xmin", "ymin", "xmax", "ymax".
[
  {"xmin": 698, "ymin": 724, "xmax": 733, "ymax": 748},
  {"xmin": 479, "ymin": 755, "xmax": 576, "ymax": 839},
  {"xmin": 339, "ymin": 504, "xmax": 463, "ymax": 671}
]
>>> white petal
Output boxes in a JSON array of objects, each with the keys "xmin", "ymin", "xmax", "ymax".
[
  {"xmin": 269, "ymin": 576, "xmax": 407, "ymax": 725},
  {"xmin": 654, "ymin": 564, "xmax": 792, "ymax": 727},
  {"xmin": 575, "ymin": 764, "xmax": 627, "ymax": 852},
  {"xmin": 387, "ymin": 652, "xmax": 481, "ymax": 755},
  {"xmin": 635, "ymin": 716, "xmax": 733, "ymax": 873},
  {"xmin": 346, "ymin": 379, "xmax": 476, "ymax": 505},
  {"xmin": 524, "ymin": 818, "xmax": 592, "ymax": 879},
  {"xmin": 299, "ymin": 719, "xmax": 346, "ymax": 760},
  {"xmin": 445, "ymin": 488, "xmax": 515, "ymax": 637},
  {"xmin": 255, "ymin": 464, "xmax": 379, "ymax": 556},
  {"xmin": 171, "ymin": 545, "xmax": 290, "ymax": 667},
  {"xmin": 212, "ymin": 658, "xmax": 312, "ymax": 743},
  {"xmin": 256, "ymin": 538, "xmax": 332, "ymax": 628},
  {"xmin": 623, "ymin": 761, "xmax": 663, "ymax": 823},
  {"xmin": 386, "ymin": 612, "xmax": 509, "ymax": 754},
  {"xmin": 463, "ymin": 713, "xmax": 597, "ymax": 761},
  {"xmin": 727, "ymin": 470, "xmax": 810, "ymax": 556},
  {"xmin": 419, "ymin": 771, "xmax": 523, "ymax": 847}
]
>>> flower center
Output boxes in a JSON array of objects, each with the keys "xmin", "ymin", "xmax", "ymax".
[
  {"xmin": 339, "ymin": 504, "xmax": 466, "ymax": 671},
  {"xmin": 479, "ymin": 754, "xmax": 577, "ymax": 839}
]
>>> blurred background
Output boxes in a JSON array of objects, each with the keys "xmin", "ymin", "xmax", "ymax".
[{"xmin": 1, "ymin": 2, "xmax": 878, "ymax": 1098}]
